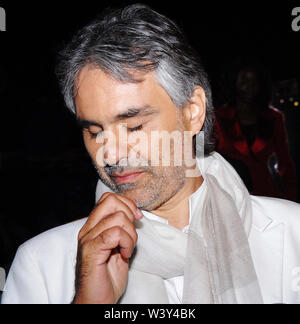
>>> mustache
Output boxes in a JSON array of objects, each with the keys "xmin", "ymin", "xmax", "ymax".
[
  {"xmin": 104, "ymin": 158, "xmax": 151, "ymax": 177},
  {"xmin": 104, "ymin": 165, "xmax": 147, "ymax": 177}
]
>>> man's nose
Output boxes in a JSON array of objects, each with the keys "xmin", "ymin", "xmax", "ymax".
[{"xmin": 102, "ymin": 126, "xmax": 128, "ymax": 166}]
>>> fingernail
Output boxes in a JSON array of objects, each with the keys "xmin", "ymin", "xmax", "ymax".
[{"xmin": 135, "ymin": 209, "xmax": 143, "ymax": 219}]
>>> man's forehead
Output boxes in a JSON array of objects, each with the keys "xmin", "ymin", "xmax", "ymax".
[
  {"xmin": 75, "ymin": 65, "xmax": 174, "ymax": 120},
  {"xmin": 75, "ymin": 65, "xmax": 153, "ymax": 93}
]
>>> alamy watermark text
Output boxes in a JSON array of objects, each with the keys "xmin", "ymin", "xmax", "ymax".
[
  {"xmin": 0, "ymin": 7, "xmax": 6, "ymax": 31},
  {"xmin": 292, "ymin": 7, "xmax": 300, "ymax": 31}
]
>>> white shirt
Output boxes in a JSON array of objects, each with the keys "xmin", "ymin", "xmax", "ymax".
[{"xmin": 142, "ymin": 181, "xmax": 207, "ymax": 304}]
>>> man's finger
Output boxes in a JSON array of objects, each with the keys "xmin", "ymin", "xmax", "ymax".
[
  {"xmin": 80, "ymin": 211, "xmax": 138, "ymax": 246},
  {"xmin": 79, "ymin": 194, "xmax": 138, "ymax": 240},
  {"xmin": 97, "ymin": 192, "xmax": 143, "ymax": 219},
  {"xmin": 93, "ymin": 226, "xmax": 135, "ymax": 262}
]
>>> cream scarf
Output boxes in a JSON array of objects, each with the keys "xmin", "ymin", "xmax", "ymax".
[{"xmin": 96, "ymin": 152, "xmax": 263, "ymax": 304}]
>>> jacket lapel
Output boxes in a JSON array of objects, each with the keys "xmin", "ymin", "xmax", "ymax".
[{"xmin": 249, "ymin": 204, "xmax": 285, "ymax": 303}]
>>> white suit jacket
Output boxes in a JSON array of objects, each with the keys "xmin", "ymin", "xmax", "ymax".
[
  {"xmin": 2, "ymin": 151, "xmax": 300, "ymax": 304},
  {"xmin": 2, "ymin": 196, "xmax": 300, "ymax": 304}
]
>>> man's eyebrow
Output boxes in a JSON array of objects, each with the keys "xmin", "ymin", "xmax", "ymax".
[
  {"xmin": 76, "ymin": 105, "xmax": 158, "ymax": 129},
  {"xmin": 113, "ymin": 105, "xmax": 159, "ymax": 121},
  {"xmin": 76, "ymin": 117, "xmax": 103, "ymax": 129}
]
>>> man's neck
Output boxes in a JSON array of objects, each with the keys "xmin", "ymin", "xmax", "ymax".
[{"xmin": 151, "ymin": 174, "xmax": 204, "ymax": 230}]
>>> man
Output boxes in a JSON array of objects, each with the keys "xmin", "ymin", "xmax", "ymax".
[{"xmin": 2, "ymin": 4, "xmax": 300, "ymax": 304}]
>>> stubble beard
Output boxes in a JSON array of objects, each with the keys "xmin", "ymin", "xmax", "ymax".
[{"xmin": 94, "ymin": 160, "xmax": 187, "ymax": 211}]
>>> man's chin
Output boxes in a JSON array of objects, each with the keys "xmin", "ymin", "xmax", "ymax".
[
  {"xmin": 115, "ymin": 183, "xmax": 136, "ymax": 193},
  {"xmin": 114, "ymin": 188, "xmax": 157, "ymax": 210}
]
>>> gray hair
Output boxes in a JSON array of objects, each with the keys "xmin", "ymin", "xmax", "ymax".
[{"xmin": 56, "ymin": 3, "xmax": 215, "ymax": 155}]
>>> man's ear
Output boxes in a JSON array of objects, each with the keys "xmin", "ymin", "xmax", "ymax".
[{"xmin": 182, "ymin": 86, "xmax": 206, "ymax": 136}]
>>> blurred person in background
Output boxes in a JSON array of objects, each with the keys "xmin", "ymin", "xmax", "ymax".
[{"xmin": 215, "ymin": 59, "xmax": 297, "ymax": 201}]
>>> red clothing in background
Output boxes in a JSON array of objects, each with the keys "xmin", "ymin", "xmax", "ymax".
[{"xmin": 215, "ymin": 104, "xmax": 297, "ymax": 201}]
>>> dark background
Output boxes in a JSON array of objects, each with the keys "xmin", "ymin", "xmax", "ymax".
[{"xmin": 0, "ymin": 1, "xmax": 300, "ymax": 274}]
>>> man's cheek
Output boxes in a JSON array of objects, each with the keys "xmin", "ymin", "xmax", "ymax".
[
  {"xmin": 83, "ymin": 133, "xmax": 93, "ymax": 153},
  {"xmin": 83, "ymin": 136, "xmax": 103, "ymax": 166},
  {"xmin": 95, "ymin": 144, "xmax": 107, "ymax": 168}
]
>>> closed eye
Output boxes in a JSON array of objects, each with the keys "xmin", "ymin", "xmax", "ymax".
[
  {"xmin": 88, "ymin": 129, "xmax": 103, "ymax": 138},
  {"xmin": 127, "ymin": 125, "xmax": 143, "ymax": 132},
  {"xmin": 87, "ymin": 124, "xmax": 143, "ymax": 139}
]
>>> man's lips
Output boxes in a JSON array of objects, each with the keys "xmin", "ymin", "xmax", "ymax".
[{"xmin": 111, "ymin": 171, "xmax": 144, "ymax": 183}]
